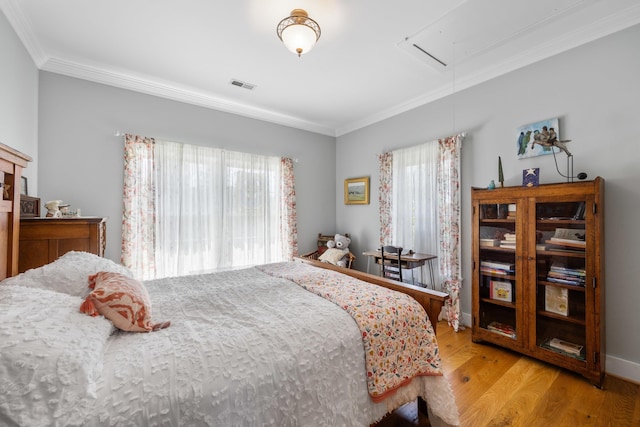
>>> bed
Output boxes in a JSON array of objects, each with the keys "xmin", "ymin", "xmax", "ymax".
[{"xmin": 0, "ymin": 250, "xmax": 459, "ymax": 427}]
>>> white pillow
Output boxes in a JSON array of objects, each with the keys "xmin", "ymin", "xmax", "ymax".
[
  {"xmin": 318, "ymin": 248, "xmax": 348, "ymax": 265},
  {"xmin": 0, "ymin": 285, "xmax": 114, "ymax": 426},
  {"xmin": 1, "ymin": 251, "xmax": 133, "ymax": 298}
]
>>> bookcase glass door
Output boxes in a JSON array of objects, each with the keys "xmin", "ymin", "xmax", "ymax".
[
  {"xmin": 534, "ymin": 199, "xmax": 588, "ymax": 361},
  {"xmin": 477, "ymin": 200, "xmax": 522, "ymax": 345}
]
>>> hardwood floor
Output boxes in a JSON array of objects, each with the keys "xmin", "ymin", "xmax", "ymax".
[{"xmin": 377, "ymin": 321, "xmax": 640, "ymax": 427}]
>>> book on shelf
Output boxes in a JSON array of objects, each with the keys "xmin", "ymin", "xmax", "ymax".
[
  {"xmin": 480, "ymin": 239, "xmax": 500, "ymax": 247},
  {"xmin": 480, "ymin": 267, "xmax": 510, "ymax": 275},
  {"xmin": 507, "ymin": 204, "xmax": 517, "ymax": 219},
  {"xmin": 550, "ymin": 228, "xmax": 586, "ymax": 246},
  {"xmin": 550, "ymin": 261, "xmax": 586, "ymax": 275},
  {"xmin": 548, "ymin": 261, "xmax": 586, "ymax": 285},
  {"xmin": 536, "ymin": 243, "xmax": 547, "ymax": 251},
  {"xmin": 544, "ymin": 245, "xmax": 585, "ymax": 254},
  {"xmin": 546, "ymin": 275, "xmax": 585, "ymax": 286},
  {"xmin": 545, "ymin": 286, "xmax": 569, "ymax": 315},
  {"xmin": 547, "ymin": 337, "xmax": 583, "ymax": 356},
  {"xmin": 490, "ymin": 280, "xmax": 513, "ymax": 302},
  {"xmin": 480, "ymin": 260, "xmax": 515, "ymax": 271},
  {"xmin": 572, "ymin": 202, "xmax": 586, "ymax": 220},
  {"xmin": 502, "ymin": 233, "xmax": 517, "ymax": 241},
  {"xmin": 486, "ymin": 321, "xmax": 516, "ymax": 339}
]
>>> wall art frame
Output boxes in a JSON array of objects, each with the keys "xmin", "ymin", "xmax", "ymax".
[
  {"xmin": 344, "ymin": 176, "xmax": 370, "ymax": 205},
  {"xmin": 516, "ymin": 117, "xmax": 560, "ymax": 159}
]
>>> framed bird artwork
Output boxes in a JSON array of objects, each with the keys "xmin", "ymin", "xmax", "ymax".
[{"xmin": 516, "ymin": 117, "xmax": 570, "ymax": 159}]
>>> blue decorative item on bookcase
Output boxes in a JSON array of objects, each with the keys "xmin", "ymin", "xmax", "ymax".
[{"xmin": 523, "ymin": 168, "xmax": 539, "ymax": 187}]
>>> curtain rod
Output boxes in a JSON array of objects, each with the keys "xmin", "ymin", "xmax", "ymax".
[{"xmin": 114, "ymin": 130, "xmax": 298, "ymax": 162}]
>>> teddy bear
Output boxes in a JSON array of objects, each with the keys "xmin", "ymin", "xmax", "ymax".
[{"xmin": 319, "ymin": 233, "xmax": 352, "ymax": 268}]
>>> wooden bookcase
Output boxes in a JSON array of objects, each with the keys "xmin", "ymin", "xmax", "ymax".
[{"xmin": 471, "ymin": 177, "xmax": 604, "ymax": 386}]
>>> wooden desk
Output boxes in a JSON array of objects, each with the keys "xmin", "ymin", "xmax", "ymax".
[{"xmin": 362, "ymin": 250, "xmax": 437, "ymax": 289}]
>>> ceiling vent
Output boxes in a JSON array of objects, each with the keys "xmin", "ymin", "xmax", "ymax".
[{"xmin": 230, "ymin": 79, "xmax": 256, "ymax": 90}]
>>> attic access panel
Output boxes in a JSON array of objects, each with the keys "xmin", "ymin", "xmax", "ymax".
[{"xmin": 397, "ymin": 0, "xmax": 590, "ymax": 72}]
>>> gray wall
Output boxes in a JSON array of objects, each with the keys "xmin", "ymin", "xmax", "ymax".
[
  {"xmin": 4, "ymin": 7, "xmax": 639, "ymax": 380},
  {"xmin": 337, "ymin": 24, "xmax": 640, "ymax": 379},
  {"xmin": 0, "ymin": 10, "xmax": 38, "ymax": 187},
  {"xmin": 36, "ymin": 72, "xmax": 337, "ymax": 261}
]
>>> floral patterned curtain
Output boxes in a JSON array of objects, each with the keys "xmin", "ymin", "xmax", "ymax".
[
  {"xmin": 438, "ymin": 134, "xmax": 463, "ymax": 331},
  {"xmin": 378, "ymin": 152, "xmax": 393, "ymax": 246},
  {"xmin": 280, "ymin": 158, "xmax": 298, "ymax": 260},
  {"xmin": 121, "ymin": 134, "xmax": 157, "ymax": 279}
]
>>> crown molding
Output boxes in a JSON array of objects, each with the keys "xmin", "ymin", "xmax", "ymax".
[
  {"xmin": 0, "ymin": 0, "xmax": 46, "ymax": 66},
  {"xmin": 4, "ymin": 0, "xmax": 639, "ymax": 138},
  {"xmin": 40, "ymin": 57, "xmax": 336, "ymax": 137}
]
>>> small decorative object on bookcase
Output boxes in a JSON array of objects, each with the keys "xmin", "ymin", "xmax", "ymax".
[
  {"xmin": 545, "ymin": 286, "xmax": 569, "ymax": 316},
  {"xmin": 490, "ymin": 280, "xmax": 513, "ymax": 302},
  {"xmin": 498, "ymin": 157, "xmax": 504, "ymax": 188},
  {"xmin": 523, "ymin": 168, "xmax": 540, "ymax": 187},
  {"xmin": 0, "ymin": 183, "xmax": 8, "ymax": 200}
]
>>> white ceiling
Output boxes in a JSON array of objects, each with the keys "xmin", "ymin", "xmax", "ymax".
[{"xmin": 3, "ymin": 0, "xmax": 640, "ymax": 136}]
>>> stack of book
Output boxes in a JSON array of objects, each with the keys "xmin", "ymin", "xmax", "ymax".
[
  {"xmin": 480, "ymin": 260, "xmax": 515, "ymax": 275},
  {"xmin": 541, "ymin": 337, "xmax": 584, "ymax": 358},
  {"xmin": 547, "ymin": 261, "xmax": 586, "ymax": 286},
  {"xmin": 499, "ymin": 232, "xmax": 517, "ymax": 249},
  {"xmin": 480, "ymin": 238, "xmax": 500, "ymax": 247},
  {"xmin": 486, "ymin": 321, "xmax": 516, "ymax": 339}
]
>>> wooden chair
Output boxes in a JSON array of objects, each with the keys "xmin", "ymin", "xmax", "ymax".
[
  {"xmin": 300, "ymin": 233, "xmax": 356, "ymax": 269},
  {"xmin": 380, "ymin": 245, "xmax": 403, "ymax": 282}
]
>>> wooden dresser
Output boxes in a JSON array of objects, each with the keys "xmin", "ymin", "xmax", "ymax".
[{"xmin": 19, "ymin": 217, "xmax": 106, "ymax": 272}]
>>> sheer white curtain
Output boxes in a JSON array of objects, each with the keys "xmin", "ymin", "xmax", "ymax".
[
  {"xmin": 122, "ymin": 135, "xmax": 288, "ymax": 280},
  {"xmin": 391, "ymin": 141, "xmax": 440, "ymax": 285},
  {"xmin": 155, "ymin": 141, "xmax": 284, "ymax": 278}
]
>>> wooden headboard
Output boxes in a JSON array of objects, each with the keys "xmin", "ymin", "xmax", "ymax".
[
  {"xmin": 0, "ymin": 143, "xmax": 32, "ymax": 280},
  {"xmin": 294, "ymin": 256, "xmax": 449, "ymax": 333}
]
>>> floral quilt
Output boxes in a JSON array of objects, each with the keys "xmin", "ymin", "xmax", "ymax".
[{"xmin": 257, "ymin": 262, "xmax": 442, "ymax": 402}]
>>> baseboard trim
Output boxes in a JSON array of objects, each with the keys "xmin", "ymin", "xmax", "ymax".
[{"xmin": 606, "ymin": 355, "xmax": 640, "ymax": 384}]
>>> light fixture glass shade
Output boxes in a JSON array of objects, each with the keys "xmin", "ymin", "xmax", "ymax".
[{"xmin": 277, "ymin": 9, "xmax": 321, "ymax": 57}]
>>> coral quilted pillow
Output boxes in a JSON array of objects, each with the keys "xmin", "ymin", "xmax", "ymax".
[{"xmin": 80, "ymin": 271, "xmax": 170, "ymax": 332}]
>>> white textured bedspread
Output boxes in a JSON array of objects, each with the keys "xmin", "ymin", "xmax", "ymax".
[{"xmin": 87, "ymin": 265, "xmax": 459, "ymax": 426}]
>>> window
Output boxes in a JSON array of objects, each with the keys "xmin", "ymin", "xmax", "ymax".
[
  {"xmin": 122, "ymin": 135, "xmax": 293, "ymax": 280},
  {"xmin": 391, "ymin": 141, "xmax": 439, "ymax": 284}
]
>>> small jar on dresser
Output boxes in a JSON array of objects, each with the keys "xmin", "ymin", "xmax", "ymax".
[{"xmin": 18, "ymin": 217, "xmax": 106, "ymax": 273}]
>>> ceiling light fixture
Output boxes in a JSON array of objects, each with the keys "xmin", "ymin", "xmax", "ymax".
[{"xmin": 276, "ymin": 9, "xmax": 321, "ymax": 57}]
